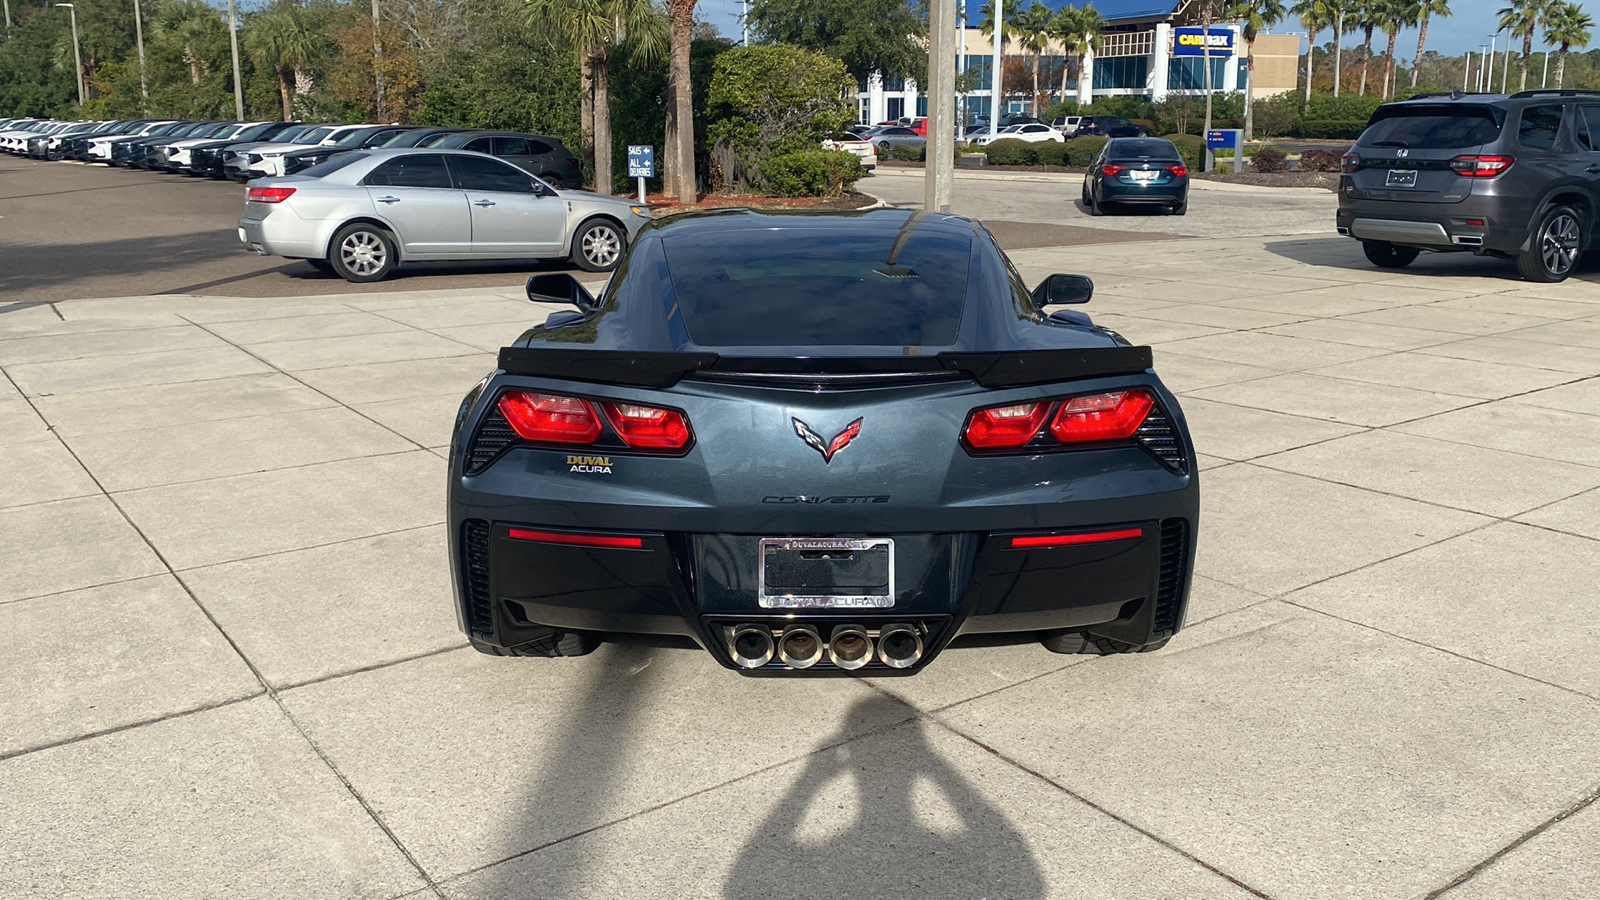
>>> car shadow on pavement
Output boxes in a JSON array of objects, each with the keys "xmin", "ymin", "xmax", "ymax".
[
  {"xmin": 1264, "ymin": 235, "xmax": 1600, "ymax": 284},
  {"xmin": 722, "ymin": 694, "xmax": 1046, "ymax": 900}
]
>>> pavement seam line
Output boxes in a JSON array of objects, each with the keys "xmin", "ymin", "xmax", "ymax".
[
  {"xmin": 1422, "ymin": 779, "xmax": 1600, "ymax": 900},
  {"xmin": 275, "ymin": 643, "xmax": 472, "ymax": 693},
  {"xmin": 0, "ymin": 694, "xmax": 263, "ymax": 763},
  {"xmin": 0, "ymin": 363, "xmax": 442, "ymax": 892},
  {"xmin": 931, "ymin": 717, "xmax": 1279, "ymax": 900}
]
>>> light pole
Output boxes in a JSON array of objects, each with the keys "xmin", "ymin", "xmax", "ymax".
[
  {"xmin": 989, "ymin": 0, "xmax": 1003, "ymax": 138},
  {"xmin": 1542, "ymin": 47, "xmax": 1549, "ymax": 87},
  {"xmin": 372, "ymin": 0, "xmax": 385, "ymax": 119},
  {"xmin": 1485, "ymin": 33, "xmax": 1496, "ymax": 92},
  {"xmin": 227, "ymin": 0, "xmax": 244, "ymax": 119},
  {"xmin": 55, "ymin": 3, "xmax": 84, "ymax": 106},
  {"xmin": 133, "ymin": 0, "xmax": 147, "ymax": 114}
]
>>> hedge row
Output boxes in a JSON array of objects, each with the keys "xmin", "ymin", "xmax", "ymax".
[
  {"xmin": 974, "ymin": 136, "xmax": 1107, "ymax": 167},
  {"xmin": 763, "ymin": 150, "xmax": 865, "ymax": 198}
]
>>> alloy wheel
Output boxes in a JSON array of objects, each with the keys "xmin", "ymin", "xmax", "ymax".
[
  {"xmin": 340, "ymin": 230, "xmax": 388, "ymax": 277},
  {"xmin": 582, "ymin": 225, "xmax": 622, "ymax": 268},
  {"xmin": 1541, "ymin": 213, "xmax": 1580, "ymax": 277}
]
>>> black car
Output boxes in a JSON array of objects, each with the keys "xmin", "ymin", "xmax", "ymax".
[
  {"xmin": 1076, "ymin": 116, "xmax": 1149, "ymax": 138},
  {"xmin": 446, "ymin": 209, "xmax": 1198, "ymax": 674},
  {"xmin": 425, "ymin": 131, "xmax": 584, "ymax": 189},
  {"xmin": 185, "ymin": 122, "xmax": 296, "ymax": 177},
  {"xmin": 278, "ymin": 125, "xmax": 418, "ymax": 175},
  {"xmin": 379, "ymin": 127, "xmax": 473, "ymax": 149},
  {"xmin": 1336, "ymin": 89, "xmax": 1600, "ymax": 283},
  {"xmin": 1082, "ymin": 137, "xmax": 1189, "ymax": 216}
]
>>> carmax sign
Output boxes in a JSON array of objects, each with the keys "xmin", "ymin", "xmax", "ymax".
[{"xmin": 1173, "ymin": 27, "xmax": 1234, "ymax": 57}]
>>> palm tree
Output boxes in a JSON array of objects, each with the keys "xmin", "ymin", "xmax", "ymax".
[
  {"xmin": 1225, "ymin": 0, "xmax": 1286, "ymax": 140},
  {"xmin": 666, "ymin": 0, "xmax": 695, "ymax": 202},
  {"xmin": 153, "ymin": 0, "xmax": 224, "ymax": 86},
  {"xmin": 245, "ymin": 7, "xmax": 325, "ymax": 121},
  {"xmin": 1350, "ymin": 0, "xmax": 1381, "ymax": 95},
  {"xmin": 1498, "ymin": 0, "xmax": 1553, "ymax": 91},
  {"xmin": 1291, "ymin": 0, "xmax": 1330, "ymax": 101},
  {"xmin": 1542, "ymin": 1, "xmax": 1593, "ymax": 88},
  {"xmin": 526, "ymin": 0, "xmax": 666, "ymax": 195},
  {"xmin": 1009, "ymin": 1, "xmax": 1054, "ymax": 115},
  {"xmin": 1049, "ymin": 4, "xmax": 1103, "ymax": 99},
  {"xmin": 1377, "ymin": 0, "xmax": 1415, "ymax": 98},
  {"xmin": 1410, "ymin": 0, "xmax": 1450, "ymax": 87},
  {"xmin": 1329, "ymin": 0, "xmax": 1347, "ymax": 95}
]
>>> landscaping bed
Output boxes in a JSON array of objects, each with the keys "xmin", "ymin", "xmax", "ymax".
[{"xmin": 643, "ymin": 191, "xmax": 879, "ymax": 214}]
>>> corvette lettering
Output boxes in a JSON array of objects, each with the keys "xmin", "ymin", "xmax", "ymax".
[
  {"xmin": 762, "ymin": 495, "xmax": 890, "ymax": 504},
  {"xmin": 567, "ymin": 454, "xmax": 613, "ymax": 474}
]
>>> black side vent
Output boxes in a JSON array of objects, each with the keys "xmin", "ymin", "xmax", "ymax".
[
  {"xmin": 1152, "ymin": 518, "xmax": 1189, "ymax": 635},
  {"xmin": 466, "ymin": 405, "xmax": 516, "ymax": 474},
  {"xmin": 1135, "ymin": 406, "xmax": 1187, "ymax": 473},
  {"xmin": 463, "ymin": 519, "xmax": 493, "ymax": 636}
]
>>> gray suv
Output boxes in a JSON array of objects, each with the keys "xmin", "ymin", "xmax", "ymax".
[{"xmin": 1335, "ymin": 90, "xmax": 1600, "ymax": 283}]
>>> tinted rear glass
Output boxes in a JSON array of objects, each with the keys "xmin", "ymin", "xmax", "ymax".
[
  {"xmin": 1109, "ymin": 139, "xmax": 1181, "ymax": 160},
  {"xmin": 660, "ymin": 227, "xmax": 971, "ymax": 347},
  {"xmin": 1518, "ymin": 105, "xmax": 1563, "ymax": 150},
  {"xmin": 364, "ymin": 154, "xmax": 452, "ymax": 188},
  {"xmin": 1360, "ymin": 105, "xmax": 1503, "ymax": 149},
  {"xmin": 300, "ymin": 152, "xmax": 366, "ymax": 177}
]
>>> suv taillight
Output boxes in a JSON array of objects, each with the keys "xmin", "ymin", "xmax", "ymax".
[
  {"xmin": 496, "ymin": 390, "xmax": 693, "ymax": 451},
  {"xmin": 962, "ymin": 389, "xmax": 1157, "ymax": 451},
  {"xmin": 1341, "ymin": 152, "xmax": 1361, "ymax": 173},
  {"xmin": 1449, "ymin": 154, "xmax": 1513, "ymax": 177}
]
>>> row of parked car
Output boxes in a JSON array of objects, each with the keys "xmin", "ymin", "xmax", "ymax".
[
  {"xmin": 0, "ymin": 117, "xmax": 586, "ymax": 188},
  {"xmin": 836, "ymin": 114, "xmax": 1152, "ymax": 156}
]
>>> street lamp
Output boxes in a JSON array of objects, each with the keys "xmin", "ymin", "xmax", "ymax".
[
  {"xmin": 133, "ymin": 0, "xmax": 148, "ymax": 114},
  {"xmin": 55, "ymin": 3, "xmax": 84, "ymax": 107}
]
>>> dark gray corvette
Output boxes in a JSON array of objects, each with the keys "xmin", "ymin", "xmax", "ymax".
[{"xmin": 447, "ymin": 208, "xmax": 1198, "ymax": 675}]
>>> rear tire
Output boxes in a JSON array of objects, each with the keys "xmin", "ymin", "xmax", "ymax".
[
  {"xmin": 1362, "ymin": 240, "xmax": 1420, "ymax": 269},
  {"xmin": 1170, "ymin": 200, "xmax": 1187, "ymax": 216},
  {"xmin": 541, "ymin": 175, "xmax": 568, "ymax": 190},
  {"xmin": 1517, "ymin": 204, "xmax": 1584, "ymax": 283},
  {"xmin": 1042, "ymin": 631, "xmax": 1170, "ymax": 655},
  {"xmin": 571, "ymin": 219, "xmax": 626, "ymax": 272},
  {"xmin": 1086, "ymin": 190, "xmax": 1102, "ymax": 217},
  {"xmin": 328, "ymin": 223, "xmax": 397, "ymax": 283}
]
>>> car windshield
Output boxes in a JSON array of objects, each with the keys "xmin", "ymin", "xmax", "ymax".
[
  {"xmin": 1359, "ymin": 105, "xmax": 1504, "ymax": 150},
  {"xmin": 1109, "ymin": 139, "xmax": 1181, "ymax": 160},
  {"xmin": 330, "ymin": 127, "xmax": 378, "ymax": 148},
  {"xmin": 659, "ymin": 226, "xmax": 972, "ymax": 347},
  {"xmin": 1000, "ymin": 125, "xmax": 1023, "ymax": 133},
  {"xmin": 295, "ymin": 126, "xmax": 336, "ymax": 144}
]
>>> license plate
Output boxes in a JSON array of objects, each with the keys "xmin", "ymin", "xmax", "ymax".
[
  {"xmin": 757, "ymin": 537, "xmax": 894, "ymax": 609},
  {"xmin": 1385, "ymin": 169, "xmax": 1418, "ymax": 187},
  {"xmin": 1130, "ymin": 169, "xmax": 1157, "ymax": 181}
]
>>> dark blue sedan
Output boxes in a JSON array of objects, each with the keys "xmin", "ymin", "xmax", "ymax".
[{"xmin": 1082, "ymin": 137, "xmax": 1189, "ymax": 216}]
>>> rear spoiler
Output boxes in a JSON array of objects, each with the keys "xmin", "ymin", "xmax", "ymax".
[{"xmin": 496, "ymin": 346, "xmax": 1153, "ymax": 389}]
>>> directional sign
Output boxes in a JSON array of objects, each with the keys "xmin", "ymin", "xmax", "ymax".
[
  {"xmin": 1207, "ymin": 129, "xmax": 1240, "ymax": 149},
  {"xmin": 627, "ymin": 145, "xmax": 655, "ymax": 178}
]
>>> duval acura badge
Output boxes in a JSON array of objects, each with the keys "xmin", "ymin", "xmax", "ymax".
[{"xmin": 448, "ymin": 209, "xmax": 1198, "ymax": 675}]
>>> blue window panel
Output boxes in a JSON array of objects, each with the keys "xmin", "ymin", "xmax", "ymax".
[
  {"xmin": 1167, "ymin": 57, "xmax": 1228, "ymax": 91},
  {"xmin": 1094, "ymin": 56, "xmax": 1149, "ymax": 89}
]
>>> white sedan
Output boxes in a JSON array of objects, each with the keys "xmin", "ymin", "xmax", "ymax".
[
  {"xmin": 967, "ymin": 123, "xmax": 1066, "ymax": 146},
  {"xmin": 821, "ymin": 134, "xmax": 878, "ymax": 169}
]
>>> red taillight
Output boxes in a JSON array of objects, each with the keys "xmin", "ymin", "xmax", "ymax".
[
  {"xmin": 246, "ymin": 186, "xmax": 296, "ymax": 203},
  {"xmin": 1166, "ymin": 164, "xmax": 1187, "ymax": 177},
  {"xmin": 497, "ymin": 391, "xmax": 602, "ymax": 444},
  {"xmin": 1465, "ymin": 218, "xmax": 1485, "ymax": 226},
  {"xmin": 963, "ymin": 402, "xmax": 1050, "ymax": 449},
  {"xmin": 601, "ymin": 402, "xmax": 691, "ymax": 449},
  {"xmin": 1341, "ymin": 153, "xmax": 1360, "ymax": 174},
  {"xmin": 1009, "ymin": 528, "xmax": 1144, "ymax": 549},
  {"xmin": 1049, "ymin": 390, "xmax": 1155, "ymax": 444},
  {"xmin": 507, "ymin": 529, "xmax": 644, "ymax": 549},
  {"xmin": 1101, "ymin": 163, "xmax": 1127, "ymax": 176},
  {"xmin": 1450, "ymin": 154, "xmax": 1513, "ymax": 177}
]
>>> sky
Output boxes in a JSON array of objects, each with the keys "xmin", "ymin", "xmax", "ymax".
[{"xmin": 700, "ymin": 0, "xmax": 1555, "ymax": 60}]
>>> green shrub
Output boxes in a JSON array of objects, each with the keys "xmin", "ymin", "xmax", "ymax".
[
  {"xmin": 1299, "ymin": 148, "xmax": 1348, "ymax": 171},
  {"xmin": 1298, "ymin": 119, "xmax": 1369, "ymax": 140},
  {"xmin": 1063, "ymin": 135, "xmax": 1107, "ymax": 166},
  {"xmin": 1035, "ymin": 141, "xmax": 1071, "ymax": 166},
  {"xmin": 982, "ymin": 138, "xmax": 1039, "ymax": 166},
  {"xmin": 1161, "ymin": 134, "xmax": 1204, "ymax": 170},
  {"xmin": 1251, "ymin": 147, "xmax": 1287, "ymax": 173},
  {"xmin": 889, "ymin": 143, "xmax": 924, "ymax": 161},
  {"xmin": 1042, "ymin": 100, "xmax": 1080, "ymax": 122},
  {"xmin": 762, "ymin": 149, "xmax": 865, "ymax": 197}
]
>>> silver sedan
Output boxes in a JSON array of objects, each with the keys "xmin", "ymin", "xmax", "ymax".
[{"xmin": 237, "ymin": 148, "xmax": 652, "ymax": 282}]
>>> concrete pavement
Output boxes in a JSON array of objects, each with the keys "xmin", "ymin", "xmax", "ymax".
[{"xmin": 2, "ymin": 231, "xmax": 1600, "ymax": 899}]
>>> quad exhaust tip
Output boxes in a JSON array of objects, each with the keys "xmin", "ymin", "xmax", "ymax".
[
  {"xmin": 730, "ymin": 624, "xmax": 775, "ymax": 669},
  {"xmin": 828, "ymin": 625, "xmax": 874, "ymax": 670},
  {"xmin": 777, "ymin": 625, "xmax": 825, "ymax": 669},
  {"xmin": 877, "ymin": 623, "xmax": 923, "ymax": 669}
]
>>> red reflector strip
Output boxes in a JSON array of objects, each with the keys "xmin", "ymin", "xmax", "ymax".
[
  {"xmin": 1009, "ymin": 528, "xmax": 1144, "ymax": 549},
  {"xmin": 507, "ymin": 529, "xmax": 645, "ymax": 549}
]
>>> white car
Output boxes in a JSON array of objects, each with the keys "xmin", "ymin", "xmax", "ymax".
[
  {"xmin": 968, "ymin": 123, "xmax": 1066, "ymax": 146},
  {"xmin": 1052, "ymin": 116, "xmax": 1083, "ymax": 137},
  {"xmin": 226, "ymin": 124, "xmax": 375, "ymax": 180},
  {"xmin": 821, "ymin": 133, "xmax": 877, "ymax": 170}
]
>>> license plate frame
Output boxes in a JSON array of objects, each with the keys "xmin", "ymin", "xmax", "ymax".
[
  {"xmin": 1385, "ymin": 168, "xmax": 1418, "ymax": 188},
  {"xmin": 1130, "ymin": 169, "xmax": 1157, "ymax": 181},
  {"xmin": 757, "ymin": 537, "xmax": 894, "ymax": 609}
]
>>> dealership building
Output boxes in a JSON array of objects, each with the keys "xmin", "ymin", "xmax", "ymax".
[{"xmin": 857, "ymin": 0, "xmax": 1301, "ymax": 124}]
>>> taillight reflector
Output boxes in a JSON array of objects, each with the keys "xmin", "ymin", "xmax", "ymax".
[
  {"xmin": 497, "ymin": 391, "xmax": 603, "ymax": 444},
  {"xmin": 1050, "ymin": 390, "xmax": 1155, "ymax": 443},
  {"xmin": 601, "ymin": 402, "xmax": 691, "ymax": 449},
  {"xmin": 1010, "ymin": 528, "xmax": 1144, "ymax": 548},
  {"xmin": 1465, "ymin": 218, "xmax": 1485, "ymax": 227},
  {"xmin": 507, "ymin": 529, "xmax": 644, "ymax": 549},
  {"xmin": 964, "ymin": 402, "xmax": 1050, "ymax": 449},
  {"xmin": 246, "ymin": 186, "xmax": 296, "ymax": 203},
  {"xmin": 1101, "ymin": 163, "xmax": 1127, "ymax": 176},
  {"xmin": 1449, "ymin": 154, "xmax": 1513, "ymax": 177}
]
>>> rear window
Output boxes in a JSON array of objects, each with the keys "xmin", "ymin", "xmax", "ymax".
[
  {"xmin": 660, "ymin": 228, "xmax": 972, "ymax": 347},
  {"xmin": 1359, "ymin": 105, "xmax": 1504, "ymax": 150},
  {"xmin": 1108, "ymin": 139, "xmax": 1181, "ymax": 160},
  {"xmin": 300, "ymin": 152, "xmax": 366, "ymax": 178}
]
